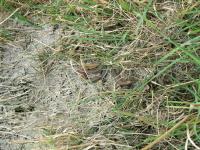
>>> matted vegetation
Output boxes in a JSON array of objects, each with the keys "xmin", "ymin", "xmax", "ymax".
[{"xmin": 0, "ymin": 0, "xmax": 200, "ymax": 149}]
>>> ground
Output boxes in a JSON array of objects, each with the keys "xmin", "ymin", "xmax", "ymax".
[{"xmin": 0, "ymin": 0, "xmax": 200, "ymax": 150}]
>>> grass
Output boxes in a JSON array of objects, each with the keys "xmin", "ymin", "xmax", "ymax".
[{"xmin": 1, "ymin": 0, "xmax": 200, "ymax": 149}]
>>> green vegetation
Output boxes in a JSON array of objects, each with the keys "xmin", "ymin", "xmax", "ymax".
[{"xmin": 1, "ymin": 0, "xmax": 200, "ymax": 149}]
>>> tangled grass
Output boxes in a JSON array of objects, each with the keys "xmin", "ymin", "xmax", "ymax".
[{"xmin": 1, "ymin": 0, "xmax": 200, "ymax": 149}]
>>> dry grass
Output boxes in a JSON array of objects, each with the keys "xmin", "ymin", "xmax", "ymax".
[{"xmin": 1, "ymin": 0, "xmax": 200, "ymax": 149}]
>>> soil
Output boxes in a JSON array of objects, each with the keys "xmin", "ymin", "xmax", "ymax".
[
  {"xmin": 0, "ymin": 22, "xmax": 151, "ymax": 149},
  {"xmin": 0, "ymin": 24, "xmax": 108, "ymax": 149}
]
